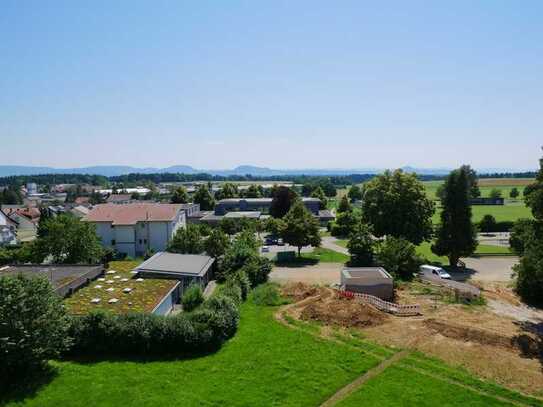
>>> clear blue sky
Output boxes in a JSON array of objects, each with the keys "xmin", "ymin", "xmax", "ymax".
[{"xmin": 1, "ymin": 1, "xmax": 542, "ymax": 170}]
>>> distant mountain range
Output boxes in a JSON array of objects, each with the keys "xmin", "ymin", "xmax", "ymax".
[{"xmin": 0, "ymin": 165, "xmax": 533, "ymax": 178}]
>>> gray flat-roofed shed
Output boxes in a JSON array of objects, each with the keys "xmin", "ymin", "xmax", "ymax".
[
  {"xmin": 341, "ymin": 267, "xmax": 394, "ymax": 300},
  {"xmin": 134, "ymin": 252, "xmax": 214, "ymax": 291}
]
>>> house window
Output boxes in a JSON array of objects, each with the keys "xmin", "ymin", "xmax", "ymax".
[
  {"xmin": 139, "ymin": 239, "xmax": 142, "ymax": 244},
  {"xmin": 111, "ymin": 239, "xmax": 116, "ymax": 245}
]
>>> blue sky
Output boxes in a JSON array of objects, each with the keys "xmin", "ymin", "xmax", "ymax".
[{"xmin": 1, "ymin": 1, "xmax": 542, "ymax": 170}]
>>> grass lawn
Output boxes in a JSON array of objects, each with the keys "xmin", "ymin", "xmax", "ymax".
[
  {"xmin": 431, "ymin": 202, "xmax": 533, "ymax": 224},
  {"xmin": 337, "ymin": 365, "xmax": 513, "ymax": 407},
  {"xmin": 6, "ymin": 297, "xmax": 542, "ymax": 407},
  {"xmin": 416, "ymin": 242, "xmax": 513, "ymax": 265},
  {"xmin": 64, "ymin": 261, "xmax": 177, "ymax": 315},
  {"xmin": 3, "ymin": 301, "xmax": 379, "ymax": 407},
  {"xmin": 302, "ymin": 247, "xmax": 349, "ymax": 263}
]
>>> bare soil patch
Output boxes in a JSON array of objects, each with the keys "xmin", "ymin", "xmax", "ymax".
[
  {"xmin": 300, "ymin": 294, "xmax": 388, "ymax": 329},
  {"xmin": 281, "ymin": 282, "xmax": 319, "ymax": 302}
]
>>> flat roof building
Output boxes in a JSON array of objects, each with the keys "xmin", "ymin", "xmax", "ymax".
[{"xmin": 341, "ymin": 267, "xmax": 394, "ymax": 300}]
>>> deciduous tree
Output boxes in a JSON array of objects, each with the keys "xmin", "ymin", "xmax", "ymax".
[
  {"xmin": 280, "ymin": 201, "xmax": 321, "ymax": 256},
  {"xmin": 193, "ymin": 184, "xmax": 215, "ymax": 211},
  {"xmin": 362, "ymin": 170, "xmax": 434, "ymax": 244}
]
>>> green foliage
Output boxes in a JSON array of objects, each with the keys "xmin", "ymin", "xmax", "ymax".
[
  {"xmin": 242, "ymin": 184, "xmax": 263, "ymax": 198},
  {"xmin": 0, "ymin": 275, "xmax": 71, "ymax": 381},
  {"xmin": 252, "ymin": 283, "xmax": 286, "ymax": 306},
  {"xmin": 514, "ymin": 239, "xmax": 543, "ymax": 307},
  {"xmin": 509, "ymin": 219, "xmax": 542, "ymax": 256},
  {"xmin": 377, "ymin": 237, "xmax": 421, "ymax": 280},
  {"xmin": 218, "ymin": 231, "xmax": 260, "ymax": 281},
  {"xmin": 362, "ymin": 170, "xmax": 435, "ymax": 244},
  {"xmin": 32, "ymin": 215, "xmax": 104, "ymax": 264},
  {"xmin": 310, "ymin": 186, "xmax": 328, "ymax": 209},
  {"xmin": 347, "ymin": 223, "xmax": 374, "ymax": 266},
  {"xmin": 229, "ymin": 269, "xmax": 251, "ymax": 300},
  {"xmin": 170, "ymin": 186, "xmax": 189, "ymax": 203},
  {"xmin": 219, "ymin": 217, "xmax": 238, "ymax": 235},
  {"xmin": 280, "ymin": 200, "xmax": 321, "ymax": 256},
  {"xmin": 197, "ymin": 222, "xmax": 212, "ymax": 237},
  {"xmin": 479, "ymin": 214, "xmax": 496, "ymax": 233},
  {"xmin": 240, "ymin": 256, "xmax": 273, "ymax": 287},
  {"xmin": 264, "ymin": 216, "xmax": 284, "ymax": 236},
  {"xmin": 182, "ymin": 284, "xmax": 205, "ymax": 312},
  {"xmin": 432, "ymin": 167, "xmax": 478, "ymax": 266},
  {"xmin": 217, "ymin": 280, "xmax": 243, "ymax": 306},
  {"xmin": 204, "ymin": 228, "xmax": 230, "ymax": 258},
  {"xmin": 69, "ymin": 293, "xmax": 239, "ymax": 356},
  {"xmin": 330, "ymin": 210, "xmax": 360, "ymax": 237},
  {"xmin": 167, "ymin": 224, "xmax": 204, "ymax": 254},
  {"xmin": 337, "ymin": 195, "xmax": 352, "ymax": 213},
  {"xmin": 0, "ymin": 186, "xmax": 23, "ymax": 205},
  {"xmin": 270, "ymin": 186, "xmax": 297, "ymax": 218},
  {"xmin": 509, "ymin": 187, "xmax": 519, "ymax": 199},
  {"xmin": 347, "ymin": 184, "xmax": 363, "ymax": 202},
  {"xmin": 489, "ymin": 188, "xmax": 503, "ymax": 199},
  {"xmin": 215, "ymin": 183, "xmax": 238, "ymax": 200},
  {"xmin": 193, "ymin": 184, "xmax": 215, "ymax": 211}
]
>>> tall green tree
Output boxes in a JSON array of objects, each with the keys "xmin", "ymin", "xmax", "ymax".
[
  {"xmin": 215, "ymin": 183, "xmax": 238, "ymax": 200},
  {"xmin": 167, "ymin": 224, "xmax": 204, "ymax": 254},
  {"xmin": 204, "ymin": 229, "xmax": 230, "ymax": 258},
  {"xmin": 377, "ymin": 237, "xmax": 421, "ymax": 280},
  {"xmin": 170, "ymin": 186, "xmax": 189, "ymax": 204},
  {"xmin": 337, "ymin": 195, "xmax": 352, "ymax": 213},
  {"xmin": 280, "ymin": 201, "xmax": 321, "ymax": 256},
  {"xmin": 347, "ymin": 184, "xmax": 363, "ymax": 202},
  {"xmin": 244, "ymin": 184, "xmax": 263, "ymax": 198},
  {"xmin": 270, "ymin": 186, "xmax": 297, "ymax": 218},
  {"xmin": 32, "ymin": 215, "xmax": 104, "ymax": 263},
  {"xmin": 362, "ymin": 170, "xmax": 435, "ymax": 244},
  {"xmin": 431, "ymin": 166, "xmax": 478, "ymax": 266},
  {"xmin": 193, "ymin": 184, "xmax": 215, "ymax": 211},
  {"xmin": 509, "ymin": 187, "xmax": 519, "ymax": 199},
  {"xmin": 347, "ymin": 223, "xmax": 374, "ymax": 266},
  {"xmin": 310, "ymin": 186, "xmax": 328, "ymax": 209}
]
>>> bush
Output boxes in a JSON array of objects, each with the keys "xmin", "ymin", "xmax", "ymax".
[
  {"xmin": 347, "ymin": 223, "xmax": 374, "ymax": 266},
  {"xmin": 69, "ymin": 294, "xmax": 240, "ymax": 356},
  {"xmin": 479, "ymin": 215, "xmax": 514, "ymax": 233},
  {"xmin": 514, "ymin": 240, "xmax": 543, "ymax": 307},
  {"xmin": 252, "ymin": 283, "xmax": 286, "ymax": 306},
  {"xmin": 240, "ymin": 257, "xmax": 272, "ymax": 288},
  {"xmin": 376, "ymin": 237, "xmax": 422, "ymax": 280},
  {"xmin": 182, "ymin": 284, "xmax": 205, "ymax": 312},
  {"xmin": 216, "ymin": 280, "xmax": 242, "ymax": 306},
  {"xmin": 229, "ymin": 269, "xmax": 251, "ymax": 300},
  {"xmin": 0, "ymin": 275, "xmax": 72, "ymax": 381}
]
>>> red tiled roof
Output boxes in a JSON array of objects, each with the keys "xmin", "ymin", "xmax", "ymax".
[
  {"xmin": 3, "ymin": 207, "xmax": 40, "ymax": 221},
  {"xmin": 84, "ymin": 203, "xmax": 182, "ymax": 225}
]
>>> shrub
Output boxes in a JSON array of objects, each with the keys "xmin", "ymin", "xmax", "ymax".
[
  {"xmin": 252, "ymin": 283, "xmax": 286, "ymax": 306},
  {"xmin": 216, "ymin": 280, "xmax": 242, "ymax": 306},
  {"xmin": 0, "ymin": 275, "xmax": 72, "ymax": 381},
  {"xmin": 514, "ymin": 239, "xmax": 543, "ymax": 307},
  {"xmin": 347, "ymin": 223, "xmax": 374, "ymax": 266},
  {"xmin": 182, "ymin": 284, "xmax": 205, "ymax": 312},
  {"xmin": 240, "ymin": 257, "xmax": 272, "ymax": 287},
  {"xmin": 230, "ymin": 269, "xmax": 251, "ymax": 300},
  {"xmin": 376, "ymin": 237, "xmax": 422, "ymax": 280},
  {"xmin": 479, "ymin": 214, "xmax": 497, "ymax": 233}
]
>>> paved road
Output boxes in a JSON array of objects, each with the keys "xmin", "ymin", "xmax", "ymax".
[
  {"xmin": 456, "ymin": 256, "xmax": 519, "ymax": 282},
  {"xmin": 270, "ymin": 263, "xmax": 342, "ymax": 285},
  {"xmin": 320, "ymin": 236, "xmax": 349, "ymax": 255}
]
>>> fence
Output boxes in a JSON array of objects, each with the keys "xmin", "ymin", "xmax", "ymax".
[{"xmin": 338, "ymin": 290, "xmax": 421, "ymax": 316}]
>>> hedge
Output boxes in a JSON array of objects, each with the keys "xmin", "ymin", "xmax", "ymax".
[{"xmin": 68, "ymin": 292, "xmax": 240, "ymax": 356}]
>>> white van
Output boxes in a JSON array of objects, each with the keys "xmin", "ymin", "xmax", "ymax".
[{"xmin": 419, "ymin": 264, "xmax": 451, "ymax": 280}]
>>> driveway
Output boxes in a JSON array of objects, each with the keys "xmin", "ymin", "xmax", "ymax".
[
  {"xmin": 270, "ymin": 263, "xmax": 342, "ymax": 285},
  {"xmin": 455, "ymin": 256, "xmax": 519, "ymax": 282}
]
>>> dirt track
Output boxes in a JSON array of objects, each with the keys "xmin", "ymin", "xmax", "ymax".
[{"xmin": 270, "ymin": 263, "xmax": 342, "ymax": 285}]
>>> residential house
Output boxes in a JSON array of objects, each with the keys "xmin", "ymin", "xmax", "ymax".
[
  {"xmin": 0, "ymin": 210, "xmax": 17, "ymax": 246},
  {"xmin": 84, "ymin": 203, "xmax": 186, "ymax": 257},
  {"xmin": 2, "ymin": 207, "xmax": 40, "ymax": 242}
]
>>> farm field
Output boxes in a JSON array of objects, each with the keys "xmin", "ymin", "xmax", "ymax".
[
  {"xmin": 5, "ymin": 296, "xmax": 541, "ymax": 407},
  {"xmin": 416, "ymin": 242, "xmax": 512, "ymax": 264}
]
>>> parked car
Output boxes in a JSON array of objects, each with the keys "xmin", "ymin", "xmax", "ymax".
[
  {"xmin": 261, "ymin": 246, "xmax": 270, "ymax": 253},
  {"xmin": 277, "ymin": 238, "xmax": 285, "ymax": 246},
  {"xmin": 419, "ymin": 264, "xmax": 451, "ymax": 280},
  {"xmin": 265, "ymin": 237, "xmax": 278, "ymax": 245}
]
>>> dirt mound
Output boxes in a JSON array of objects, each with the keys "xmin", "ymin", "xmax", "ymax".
[
  {"xmin": 300, "ymin": 296, "xmax": 388, "ymax": 328},
  {"xmin": 281, "ymin": 282, "xmax": 319, "ymax": 301},
  {"xmin": 424, "ymin": 319, "xmax": 514, "ymax": 349}
]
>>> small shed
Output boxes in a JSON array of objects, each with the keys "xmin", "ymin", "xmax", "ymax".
[{"xmin": 341, "ymin": 267, "xmax": 394, "ymax": 300}]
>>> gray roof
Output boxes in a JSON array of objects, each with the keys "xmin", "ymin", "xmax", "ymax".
[
  {"xmin": 0, "ymin": 264, "xmax": 103, "ymax": 288},
  {"xmin": 342, "ymin": 267, "xmax": 393, "ymax": 283},
  {"xmin": 134, "ymin": 252, "xmax": 214, "ymax": 277},
  {"xmin": 224, "ymin": 211, "xmax": 261, "ymax": 219}
]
